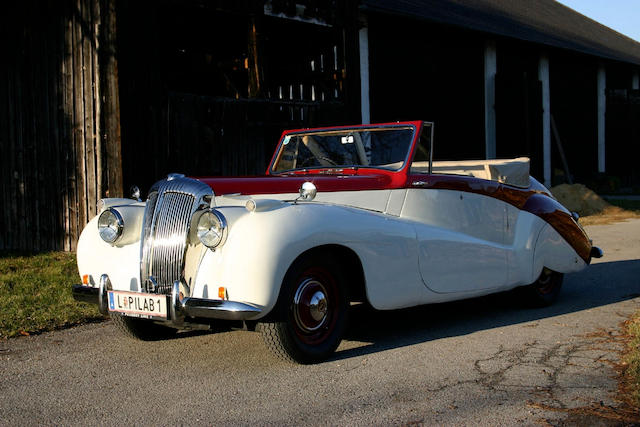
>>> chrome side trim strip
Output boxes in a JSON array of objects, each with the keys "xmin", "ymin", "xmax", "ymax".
[
  {"xmin": 171, "ymin": 281, "xmax": 262, "ymax": 321},
  {"xmin": 180, "ymin": 298, "xmax": 262, "ymax": 321}
]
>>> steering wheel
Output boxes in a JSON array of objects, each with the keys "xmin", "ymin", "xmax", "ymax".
[{"xmin": 299, "ymin": 156, "xmax": 338, "ymax": 167}]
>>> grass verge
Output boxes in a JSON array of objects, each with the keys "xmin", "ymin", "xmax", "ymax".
[
  {"xmin": 0, "ymin": 251, "xmax": 103, "ymax": 339},
  {"xmin": 625, "ymin": 310, "xmax": 640, "ymax": 407}
]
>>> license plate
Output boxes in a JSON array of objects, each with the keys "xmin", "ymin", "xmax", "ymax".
[{"xmin": 108, "ymin": 291, "xmax": 168, "ymax": 319}]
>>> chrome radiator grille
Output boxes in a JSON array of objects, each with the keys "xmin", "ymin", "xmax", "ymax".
[{"xmin": 140, "ymin": 176, "xmax": 212, "ymax": 294}]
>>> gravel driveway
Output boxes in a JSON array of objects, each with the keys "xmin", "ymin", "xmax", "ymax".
[{"xmin": 1, "ymin": 220, "xmax": 639, "ymax": 426}]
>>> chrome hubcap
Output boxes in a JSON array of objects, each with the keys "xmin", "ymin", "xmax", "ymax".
[{"xmin": 293, "ymin": 279, "xmax": 329, "ymax": 333}]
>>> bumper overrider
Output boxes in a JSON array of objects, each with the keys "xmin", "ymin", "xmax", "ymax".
[{"xmin": 72, "ymin": 274, "xmax": 262, "ymax": 326}]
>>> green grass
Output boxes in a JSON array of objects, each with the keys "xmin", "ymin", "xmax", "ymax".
[{"xmin": 0, "ymin": 251, "xmax": 103, "ymax": 339}]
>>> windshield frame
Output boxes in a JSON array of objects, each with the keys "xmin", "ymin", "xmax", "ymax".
[{"xmin": 267, "ymin": 122, "xmax": 423, "ymax": 175}]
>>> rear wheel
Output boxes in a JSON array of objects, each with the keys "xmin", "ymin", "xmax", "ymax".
[
  {"xmin": 521, "ymin": 267, "xmax": 564, "ymax": 307},
  {"xmin": 260, "ymin": 254, "xmax": 348, "ymax": 364},
  {"xmin": 110, "ymin": 314, "xmax": 177, "ymax": 341}
]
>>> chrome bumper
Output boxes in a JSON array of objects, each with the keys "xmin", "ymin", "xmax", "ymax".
[{"xmin": 72, "ymin": 275, "xmax": 262, "ymax": 324}]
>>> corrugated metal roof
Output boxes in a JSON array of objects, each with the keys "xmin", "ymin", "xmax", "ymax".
[{"xmin": 362, "ymin": 0, "xmax": 640, "ymax": 65}]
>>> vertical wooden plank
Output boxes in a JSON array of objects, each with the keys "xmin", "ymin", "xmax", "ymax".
[
  {"xmin": 0, "ymin": 16, "xmax": 10, "ymax": 249},
  {"xmin": 29, "ymin": 9, "xmax": 42, "ymax": 251},
  {"xmin": 92, "ymin": 0, "xmax": 102, "ymax": 202},
  {"xmin": 248, "ymin": 15, "xmax": 263, "ymax": 98},
  {"xmin": 6, "ymin": 10, "xmax": 21, "ymax": 251},
  {"xmin": 26, "ymin": 13, "xmax": 39, "ymax": 251},
  {"xmin": 72, "ymin": 0, "xmax": 87, "ymax": 250},
  {"xmin": 82, "ymin": 0, "xmax": 97, "ymax": 221},
  {"xmin": 64, "ymin": 0, "xmax": 77, "ymax": 252},
  {"xmin": 51, "ymin": 3, "xmax": 66, "ymax": 250},
  {"xmin": 14, "ymin": 25, "xmax": 28, "ymax": 251},
  {"xmin": 101, "ymin": 0, "xmax": 123, "ymax": 198},
  {"xmin": 47, "ymin": 1, "xmax": 65, "ymax": 250}
]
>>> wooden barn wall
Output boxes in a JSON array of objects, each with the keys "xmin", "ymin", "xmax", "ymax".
[
  {"xmin": 1, "ymin": 0, "xmax": 358, "ymax": 251},
  {"xmin": 1, "ymin": 0, "xmax": 121, "ymax": 252},
  {"xmin": 116, "ymin": 0, "xmax": 360, "ymax": 195}
]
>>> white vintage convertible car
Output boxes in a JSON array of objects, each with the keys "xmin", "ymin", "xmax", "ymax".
[{"xmin": 73, "ymin": 121, "xmax": 602, "ymax": 363}]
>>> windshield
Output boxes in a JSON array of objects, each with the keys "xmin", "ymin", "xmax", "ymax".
[{"xmin": 271, "ymin": 126, "xmax": 416, "ymax": 173}]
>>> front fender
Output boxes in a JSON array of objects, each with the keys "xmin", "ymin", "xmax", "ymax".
[
  {"xmin": 76, "ymin": 215, "xmax": 142, "ymax": 292},
  {"xmin": 192, "ymin": 202, "xmax": 428, "ymax": 317}
]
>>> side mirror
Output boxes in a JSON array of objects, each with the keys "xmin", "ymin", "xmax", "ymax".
[{"xmin": 298, "ymin": 181, "xmax": 317, "ymax": 202}]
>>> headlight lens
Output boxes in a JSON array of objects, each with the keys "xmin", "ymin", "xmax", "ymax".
[
  {"xmin": 196, "ymin": 210, "xmax": 227, "ymax": 249},
  {"xmin": 97, "ymin": 208, "xmax": 124, "ymax": 244}
]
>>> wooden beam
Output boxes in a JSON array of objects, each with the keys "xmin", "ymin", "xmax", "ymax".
[
  {"xmin": 248, "ymin": 15, "xmax": 263, "ymax": 98},
  {"xmin": 100, "ymin": 0, "xmax": 123, "ymax": 197}
]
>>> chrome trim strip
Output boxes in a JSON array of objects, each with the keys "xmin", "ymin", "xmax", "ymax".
[
  {"xmin": 170, "ymin": 280, "xmax": 261, "ymax": 321},
  {"xmin": 180, "ymin": 298, "xmax": 262, "ymax": 321}
]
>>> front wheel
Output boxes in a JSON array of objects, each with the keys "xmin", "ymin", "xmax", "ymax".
[
  {"xmin": 521, "ymin": 268, "xmax": 564, "ymax": 307},
  {"xmin": 260, "ymin": 255, "xmax": 348, "ymax": 364}
]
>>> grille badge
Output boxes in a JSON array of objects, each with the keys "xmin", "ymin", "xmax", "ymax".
[{"xmin": 148, "ymin": 276, "xmax": 158, "ymax": 293}]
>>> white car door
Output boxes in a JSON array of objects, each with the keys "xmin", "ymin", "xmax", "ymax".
[{"xmin": 400, "ymin": 187, "xmax": 509, "ymax": 293}]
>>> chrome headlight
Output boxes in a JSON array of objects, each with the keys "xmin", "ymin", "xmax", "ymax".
[
  {"xmin": 196, "ymin": 209, "xmax": 227, "ymax": 249},
  {"xmin": 97, "ymin": 208, "xmax": 124, "ymax": 244}
]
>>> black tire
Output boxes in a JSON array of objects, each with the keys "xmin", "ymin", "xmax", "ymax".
[
  {"xmin": 260, "ymin": 254, "xmax": 348, "ymax": 364},
  {"xmin": 521, "ymin": 268, "xmax": 564, "ymax": 307},
  {"xmin": 110, "ymin": 314, "xmax": 177, "ymax": 341}
]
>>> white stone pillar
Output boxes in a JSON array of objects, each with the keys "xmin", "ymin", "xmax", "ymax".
[
  {"xmin": 539, "ymin": 53, "xmax": 551, "ymax": 187},
  {"xmin": 633, "ymin": 70, "xmax": 639, "ymax": 90},
  {"xmin": 359, "ymin": 26, "xmax": 370, "ymax": 125},
  {"xmin": 484, "ymin": 40, "xmax": 497, "ymax": 159},
  {"xmin": 597, "ymin": 64, "xmax": 606, "ymax": 173}
]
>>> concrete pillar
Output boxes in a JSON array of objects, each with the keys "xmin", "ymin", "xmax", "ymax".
[
  {"xmin": 633, "ymin": 70, "xmax": 639, "ymax": 90},
  {"xmin": 359, "ymin": 26, "xmax": 370, "ymax": 124},
  {"xmin": 597, "ymin": 64, "xmax": 606, "ymax": 173},
  {"xmin": 484, "ymin": 40, "xmax": 497, "ymax": 159},
  {"xmin": 539, "ymin": 53, "xmax": 551, "ymax": 187}
]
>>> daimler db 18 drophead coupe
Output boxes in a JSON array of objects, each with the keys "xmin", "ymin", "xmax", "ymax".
[{"xmin": 73, "ymin": 121, "xmax": 602, "ymax": 363}]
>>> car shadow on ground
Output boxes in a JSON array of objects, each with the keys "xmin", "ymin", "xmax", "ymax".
[{"xmin": 333, "ymin": 259, "xmax": 640, "ymax": 362}]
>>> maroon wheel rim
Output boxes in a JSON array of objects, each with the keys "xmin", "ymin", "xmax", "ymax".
[
  {"xmin": 290, "ymin": 267, "xmax": 339, "ymax": 345},
  {"xmin": 536, "ymin": 269, "xmax": 556, "ymax": 295}
]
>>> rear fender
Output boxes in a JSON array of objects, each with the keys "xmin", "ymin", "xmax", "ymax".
[{"xmin": 532, "ymin": 223, "xmax": 586, "ymax": 280}]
